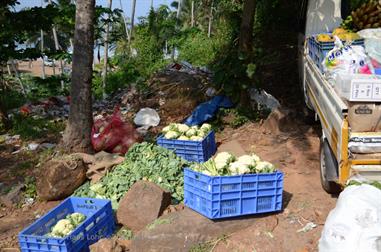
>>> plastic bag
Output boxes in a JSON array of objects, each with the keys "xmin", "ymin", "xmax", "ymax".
[
  {"xmin": 323, "ymin": 36, "xmax": 373, "ymax": 78},
  {"xmin": 357, "ymin": 28, "xmax": 381, "ymax": 67},
  {"xmin": 91, "ymin": 107, "xmax": 142, "ymax": 154},
  {"xmin": 319, "ymin": 184, "xmax": 381, "ymax": 252}
]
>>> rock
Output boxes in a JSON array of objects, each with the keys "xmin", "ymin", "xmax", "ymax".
[
  {"xmin": 261, "ymin": 108, "xmax": 293, "ymax": 134},
  {"xmin": 36, "ymin": 155, "xmax": 86, "ymax": 201},
  {"xmin": 0, "ymin": 184, "xmax": 24, "ymax": 208},
  {"xmin": 90, "ymin": 238, "xmax": 123, "ymax": 252},
  {"xmin": 116, "ymin": 181, "xmax": 171, "ymax": 232},
  {"xmin": 130, "ymin": 208, "xmax": 258, "ymax": 252}
]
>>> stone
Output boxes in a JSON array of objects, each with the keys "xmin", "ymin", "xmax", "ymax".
[
  {"xmin": 116, "ymin": 181, "xmax": 171, "ymax": 232},
  {"xmin": 89, "ymin": 238, "xmax": 123, "ymax": 252},
  {"xmin": 36, "ymin": 155, "xmax": 86, "ymax": 201},
  {"xmin": 130, "ymin": 208, "xmax": 258, "ymax": 252},
  {"xmin": 0, "ymin": 184, "xmax": 24, "ymax": 208}
]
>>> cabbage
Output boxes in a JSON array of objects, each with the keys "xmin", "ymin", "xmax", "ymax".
[{"xmin": 164, "ymin": 131, "xmax": 179, "ymax": 139}]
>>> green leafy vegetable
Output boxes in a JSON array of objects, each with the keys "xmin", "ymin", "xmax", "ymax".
[{"xmin": 74, "ymin": 142, "xmax": 189, "ymax": 209}]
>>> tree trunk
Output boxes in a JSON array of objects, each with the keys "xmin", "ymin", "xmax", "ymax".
[
  {"xmin": 239, "ymin": 0, "xmax": 257, "ymax": 54},
  {"xmin": 238, "ymin": 0, "xmax": 257, "ymax": 106},
  {"xmin": 102, "ymin": 0, "xmax": 112, "ymax": 99},
  {"xmin": 41, "ymin": 30, "xmax": 46, "ymax": 79},
  {"xmin": 128, "ymin": 0, "xmax": 136, "ymax": 46},
  {"xmin": 61, "ymin": 0, "xmax": 95, "ymax": 153},
  {"xmin": 119, "ymin": 0, "xmax": 130, "ymax": 40},
  {"xmin": 176, "ymin": 0, "xmax": 182, "ymax": 19},
  {"xmin": 207, "ymin": 1, "xmax": 213, "ymax": 37},
  {"xmin": 191, "ymin": 1, "xmax": 194, "ymax": 27}
]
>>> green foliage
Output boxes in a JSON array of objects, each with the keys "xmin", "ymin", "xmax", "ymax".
[
  {"xmin": 74, "ymin": 142, "xmax": 190, "ymax": 209},
  {"xmin": 23, "ymin": 176, "xmax": 37, "ymax": 199},
  {"xmin": 116, "ymin": 227, "xmax": 134, "ymax": 240},
  {"xmin": 10, "ymin": 114, "xmax": 65, "ymax": 140}
]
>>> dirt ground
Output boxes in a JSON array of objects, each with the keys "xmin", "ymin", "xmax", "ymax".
[{"xmin": 0, "ymin": 114, "xmax": 337, "ymax": 251}]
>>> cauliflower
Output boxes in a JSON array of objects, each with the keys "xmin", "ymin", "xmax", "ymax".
[
  {"xmin": 191, "ymin": 125, "xmax": 199, "ymax": 130},
  {"xmin": 186, "ymin": 128, "xmax": 197, "ymax": 137},
  {"xmin": 162, "ymin": 123, "xmax": 177, "ymax": 133},
  {"xmin": 51, "ymin": 219, "xmax": 74, "ymax": 237},
  {"xmin": 67, "ymin": 213, "xmax": 86, "ymax": 226},
  {"xmin": 228, "ymin": 161, "xmax": 250, "ymax": 175},
  {"xmin": 178, "ymin": 135, "xmax": 190, "ymax": 141},
  {"xmin": 251, "ymin": 154, "xmax": 261, "ymax": 163},
  {"xmin": 237, "ymin": 155, "xmax": 256, "ymax": 167},
  {"xmin": 255, "ymin": 161, "xmax": 275, "ymax": 173},
  {"xmin": 164, "ymin": 130, "xmax": 179, "ymax": 139},
  {"xmin": 214, "ymin": 152, "xmax": 235, "ymax": 170},
  {"xmin": 177, "ymin": 124, "xmax": 190, "ymax": 133},
  {"xmin": 196, "ymin": 130, "xmax": 206, "ymax": 139},
  {"xmin": 200, "ymin": 123, "xmax": 212, "ymax": 133},
  {"xmin": 190, "ymin": 135, "xmax": 203, "ymax": 141}
]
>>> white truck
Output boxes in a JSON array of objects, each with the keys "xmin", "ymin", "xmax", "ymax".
[{"xmin": 299, "ymin": 0, "xmax": 381, "ymax": 193}]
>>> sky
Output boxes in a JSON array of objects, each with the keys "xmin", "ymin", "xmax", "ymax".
[{"xmin": 16, "ymin": 0, "xmax": 172, "ymax": 21}]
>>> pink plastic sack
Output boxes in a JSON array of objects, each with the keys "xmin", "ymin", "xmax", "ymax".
[{"xmin": 91, "ymin": 107, "xmax": 142, "ymax": 154}]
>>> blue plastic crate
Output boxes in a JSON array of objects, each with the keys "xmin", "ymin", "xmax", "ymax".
[
  {"xmin": 157, "ymin": 131, "xmax": 217, "ymax": 162},
  {"xmin": 18, "ymin": 197, "xmax": 115, "ymax": 252},
  {"xmin": 184, "ymin": 168, "xmax": 284, "ymax": 219},
  {"xmin": 307, "ymin": 34, "xmax": 364, "ymax": 72}
]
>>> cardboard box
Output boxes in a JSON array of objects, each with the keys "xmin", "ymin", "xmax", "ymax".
[
  {"xmin": 335, "ymin": 74, "xmax": 381, "ymax": 102},
  {"xmin": 348, "ymin": 102, "xmax": 381, "ymax": 132}
]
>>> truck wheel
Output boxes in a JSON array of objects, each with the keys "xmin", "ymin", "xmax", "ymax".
[{"xmin": 320, "ymin": 139, "xmax": 341, "ymax": 194}]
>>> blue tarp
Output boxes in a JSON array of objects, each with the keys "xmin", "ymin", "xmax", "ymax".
[{"xmin": 184, "ymin": 95, "xmax": 234, "ymax": 126}]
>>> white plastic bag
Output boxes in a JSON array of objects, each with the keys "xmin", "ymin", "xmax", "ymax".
[
  {"xmin": 323, "ymin": 36, "xmax": 373, "ymax": 78},
  {"xmin": 133, "ymin": 108, "xmax": 160, "ymax": 128},
  {"xmin": 319, "ymin": 184, "xmax": 381, "ymax": 252},
  {"xmin": 358, "ymin": 28, "xmax": 381, "ymax": 66}
]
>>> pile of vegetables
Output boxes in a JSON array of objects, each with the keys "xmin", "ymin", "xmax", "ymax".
[
  {"xmin": 341, "ymin": 0, "xmax": 381, "ymax": 31},
  {"xmin": 191, "ymin": 152, "xmax": 276, "ymax": 176},
  {"xmin": 46, "ymin": 213, "xmax": 86, "ymax": 238},
  {"xmin": 162, "ymin": 123, "xmax": 212, "ymax": 141},
  {"xmin": 74, "ymin": 142, "xmax": 189, "ymax": 209}
]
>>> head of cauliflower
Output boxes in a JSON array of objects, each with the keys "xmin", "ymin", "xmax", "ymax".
[
  {"xmin": 255, "ymin": 161, "xmax": 275, "ymax": 173},
  {"xmin": 165, "ymin": 130, "xmax": 179, "ymax": 139},
  {"xmin": 237, "ymin": 155, "xmax": 257, "ymax": 167},
  {"xmin": 51, "ymin": 219, "xmax": 74, "ymax": 237},
  {"xmin": 214, "ymin": 152, "xmax": 235, "ymax": 170},
  {"xmin": 186, "ymin": 128, "xmax": 197, "ymax": 137},
  {"xmin": 177, "ymin": 124, "xmax": 190, "ymax": 133},
  {"xmin": 190, "ymin": 135, "xmax": 203, "ymax": 141},
  {"xmin": 229, "ymin": 161, "xmax": 250, "ymax": 175},
  {"xmin": 178, "ymin": 135, "xmax": 190, "ymax": 141},
  {"xmin": 200, "ymin": 123, "xmax": 212, "ymax": 133}
]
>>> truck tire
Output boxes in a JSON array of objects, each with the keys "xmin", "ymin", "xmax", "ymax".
[{"xmin": 320, "ymin": 139, "xmax": 341, "ymax": 194}]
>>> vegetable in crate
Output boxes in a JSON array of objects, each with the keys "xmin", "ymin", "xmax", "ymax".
[
  {"xmin": 161, "ymin": 123, "xmax": 212, "ymax": 141},
  {"xmin": 47, "ymin": 212, "xmax": 86, "ymax": 238},
  {"xmin": 74, "ymin": 142, "xmax": 189, "ymax": 209},
  {"xmin": 191, "ymin": 152, "xmax": 276, "ymax": 176}
]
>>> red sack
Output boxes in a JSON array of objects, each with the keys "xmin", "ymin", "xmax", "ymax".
[{"xmin": 91, "ymin": 108, "xmax": 142, "ymax": 154}]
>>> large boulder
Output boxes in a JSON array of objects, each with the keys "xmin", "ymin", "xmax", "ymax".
[
  {"xmin": 116, "ymin": 181, "xmax": 171, "ymax": 232},
  {"xmin": 130, "ymin": 208, "xmax": 258, "ymax": 252},
  {"xmin": 36, "ymin": 155, "xmax": 87, "ymax": 200},
  {"xmin": 89, "ymin": 238, "xmax": 127, "ymax": 252}
]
